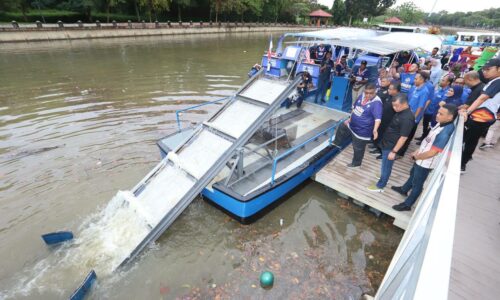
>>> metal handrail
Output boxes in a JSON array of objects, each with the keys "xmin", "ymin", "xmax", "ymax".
[
  {"xmin": 175, "ymin": 97, "xmax": 229, "ymax": 130},
  {"xmin": 375, "ymin": 116, "xmax": 464, "ymax": 299},
  {"xmin": 270, "ymin": 119, "xmax": 343, "ymax": 185}
]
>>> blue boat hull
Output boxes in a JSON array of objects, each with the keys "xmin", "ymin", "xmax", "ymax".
[{"xmin": 202, "ymin": 145, "xmax": 343, "ymax": 223}]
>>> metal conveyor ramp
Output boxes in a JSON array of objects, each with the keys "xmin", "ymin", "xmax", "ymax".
[{"xmin": 115, "ymin": 73, "xmax": 301, "ymax": 269}]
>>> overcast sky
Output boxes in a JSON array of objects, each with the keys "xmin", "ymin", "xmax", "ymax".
[{"xmin": 318, "ymin": 0, "xmax": 499, "ymax": 13}]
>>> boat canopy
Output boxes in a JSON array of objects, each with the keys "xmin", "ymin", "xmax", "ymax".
[
  {"xmin": 286, "ymin": 27, "xmax": 378, "ymax": 40},
  {"xmin": 373, "ymin": 32, "xmax": 442, "ymax": 52},
  {"xmin": 318, "ymin": 38, "xmax": 418, "ymax": 55}
]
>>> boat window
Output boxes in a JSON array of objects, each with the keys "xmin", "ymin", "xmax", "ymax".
[
  {"xmin": 391, "ymin": 28, "xmax": 414, "ymax": 33},
  {"xmin": 478, "ymin": 35, "xmax": 492, "ymax": 43},
  {"xmin": 460, "ymin": 35, "xmax": 475, "ymax": 42}
]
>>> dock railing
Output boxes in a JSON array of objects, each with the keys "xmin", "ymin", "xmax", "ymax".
[{"xmin": 375, "ymin": 116, "xmax": 464, "ymax": 299}]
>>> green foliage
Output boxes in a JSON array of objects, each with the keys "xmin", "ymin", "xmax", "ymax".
[
  {"xmin": 386, "ymin": 1, "xmax": 424, "ymax": 24},
  {"xmin": 425, "ymin": 8, "xmax": 500, "ymax": 28},
  {"xmin": 331, "ymin": 0, "xmax": 346, "ymax": 25},
  {"xmin": 345, "ymin": 0, "xmax": 395, "ymax": 25}
]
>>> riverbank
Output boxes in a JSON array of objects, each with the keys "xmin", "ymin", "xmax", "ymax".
[{"xmin": 0, "ymin": 22, "xmax": 314, "ymax": 43}]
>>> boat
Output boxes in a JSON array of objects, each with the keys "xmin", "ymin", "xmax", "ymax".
[{"xmin": 157, "ymin": 29, "xmax": 439, "ymax": 224}]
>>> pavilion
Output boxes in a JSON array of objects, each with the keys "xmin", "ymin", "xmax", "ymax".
[{"xmin": 309, "ymin": 9, "xmax": 332, "ymax": 27}]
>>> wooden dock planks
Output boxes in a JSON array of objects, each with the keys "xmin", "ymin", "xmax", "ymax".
[{"xmin": 314, "ymin": 139, "xmax": 421, "ymax": 229}]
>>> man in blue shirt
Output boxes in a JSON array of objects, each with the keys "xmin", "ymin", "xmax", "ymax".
[
  {"xmin": 392, "ymin": 104, "xmax": 457, "ymax": 211},
  {"xmin": 399, "ymin": 63, "xmax": 418, "ymax": 94},
  {"xmin": 332, "ymin": 84, "xmax": 382, "ymax": 167},
  {"xmin": 418, "ymin": 75, "xmax": 453, "ymax": 140},
  {"xmin": 398, "ymin": 72, "xmax": 429, "ymax": 156},
  {"xmin": 314, "ymin": 52, "xmax": 334, "ymax": 104}
]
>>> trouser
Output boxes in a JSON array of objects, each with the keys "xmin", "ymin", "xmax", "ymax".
[
  {"xmin": 376, "ymin": 149, "xmax": 396, "ymax": 188},
  {"xmin": 420, "ymin": 114, "xmax": 433, "ymax": 139},
  {"xmin": 351, "ymin": 85, "xmax": 365, "ymax": 105},
  {"xmin": 333, "ymin": 122, "xmax": 370, "ymax": 166},
  {"xmin": 461, "ymin": 119, "xmax": 491, "ymax": 168},
  {"xmin": 315, "ymin": 79, "xmax": 329, "ymax": 103},
  {"xmin": 401, "ymin": 164, "xmax": 432, "ymax": 207},
  {"xmin": 484, "ymin": 120, "xmax": 499, "ymax": 145},
  {"xmin": 398, "ymin": 123, "xmax": 418, "ymax": 156}
]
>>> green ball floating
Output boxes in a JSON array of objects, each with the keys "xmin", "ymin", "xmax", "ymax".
[{"xmin": 259, "ymin": 271, "xmax": 274, "ymax": 288}]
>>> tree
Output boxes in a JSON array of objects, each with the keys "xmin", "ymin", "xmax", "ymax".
[
  {"xmin": 288, "ymin": 0, "xmax": 309, "ymax": 24},
  {"xmin": 139, "ymin": 0, "xmax": 170, "ymax": 22},
  {"xmin": 388, "ymin": 1, "xmax": 424, "ymax": 24},
  {"xmin": 331, "ymin": 0, "xmax": 346, "ymax": 25},
  {"xmin": 345, "ymin": 0, "xmax": 395, "ymax": 26},
  {"xmin": 105, "ymin": 0, "xmax": 126, "ymax": 22},
  {"xmin": 174, "ymin": 0, "xmax": 191, "ymax": 21}
]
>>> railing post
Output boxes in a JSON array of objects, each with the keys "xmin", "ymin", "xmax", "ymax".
[
  {"xmin": 57, "ymin": 20, "xmax": 63, "ymax": 29},
  {"xmin": 176, "ymin": 111, "xmax": 182, "ymax": 130},
  {"xmin": 77, "ymin": 20, "xmax": 83, "ymax": 28},
  {"xmin": 11, "ymin": 20, "xmax": 19, "ymax": 29},
  {"xmin": 112, "ymin": 20, "xmax": 117, "ymax": 28},
  {"xmin": 36, "ymin": 20, "xmax": 42, "ymax": 29},
  {"xmin": 141, "ymin": 20, "xmax": 146, "ymax": 29},
  {"xmin": 128, "ymin": 20, "xmax": 132, "ymax": 29},
  {"xmin": 95, "ymin": 20, "xmax": 101, "ymax": 29}
]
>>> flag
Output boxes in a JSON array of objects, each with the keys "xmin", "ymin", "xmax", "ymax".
[
  {"xmin": 336, "ymin": 47, "xmax": 345, "ymax": 64},
  {"xmin": 267, "ymin": 35, "xmax": 273, "ymax": 72}
]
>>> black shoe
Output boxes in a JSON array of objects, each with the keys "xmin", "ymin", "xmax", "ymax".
[
  {"xmin": 460, "ymin": 166, "xmax": 466, "ymax": 174},
  {"xmin": 391, "ymin": 186, "xmax": 408, "ymax": 196},
  {"xmin": 376, "ymin": 154, "xmax": 382, "ymax": 159},
  {"xmin": 346, "ymin": 163, "xmax": 361, "ymax": 168},
  {"xmin": 392, "ymin": 203, "xmax": 411, "ymax": 211},
  {"xmin": 369, "ymin": 149, "xmax": 380, "ymax": 154},
  {"xmin": 415, "ymin": 136, "xmax": 424, "ymax": 141},
  {"xmin": 368, "ymin": 144, "xmax": 377, "ymax": 149}
]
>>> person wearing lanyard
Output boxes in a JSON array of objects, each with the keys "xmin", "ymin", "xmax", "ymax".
[
  {"xmin": 335, "ymin": 55, "xmax": 350, "ymax": 77},
  {"xmin": 331, "ymin": 83, "xmax": 382, "ymax": 167},
  {"xmin": 350, "ymin": 60, "xmax": 370, "ymax": 105},
  {"xmin": 392, "ymin": 104, "xmax": 458, "ymax": 211}
]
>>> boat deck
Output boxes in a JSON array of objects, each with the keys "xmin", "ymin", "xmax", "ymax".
[
  {"xmin": 314, "ymin": 131, "xmax": 422, "ymax": 230},
  {"xmin": 449, "ymin": 146, "xmax": 500, "ymax": 299}
]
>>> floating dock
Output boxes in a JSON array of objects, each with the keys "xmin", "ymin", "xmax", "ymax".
[{"xmin": 314, "ymin": 134, "xmax": 421, "ymax": 230}]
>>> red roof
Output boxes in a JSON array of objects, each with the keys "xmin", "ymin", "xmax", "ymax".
[
  {"xmin": 384, "ymin": 17, "xmax": 403, "ymax": 24},
  {"xmin": 309, "ymin": 9, "xmax": 333, "ymax": 18}
]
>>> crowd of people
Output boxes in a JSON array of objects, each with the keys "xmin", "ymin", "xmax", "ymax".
[{"xmin": 323, "ymin": 47, "xmax": 500, "ymax": 212}]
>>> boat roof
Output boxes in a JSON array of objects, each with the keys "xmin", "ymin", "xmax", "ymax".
[
  {"xmin": 320, "ymin": 38, "xmax": 417, "ymax": 55},
  {"xmin": 287, "ymin": 27, "xmax": 378, "ymax": 40},
  {"xmin": 377, "ymin": 24, "xmax": 429, "ymax": 29},
  {"xmin": 456, "ymin": 31, "xmax": 500, "ymax": 36},
  {"xmin": 373, "ymin": 32, "xmax": 442, "ymax": 52}
]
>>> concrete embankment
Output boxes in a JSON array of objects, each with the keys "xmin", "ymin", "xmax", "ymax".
[{"xmin": 0, "ymin": 25, "xmax": 313, "ymax": 43}]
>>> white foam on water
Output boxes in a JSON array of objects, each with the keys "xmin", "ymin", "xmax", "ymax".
[
  {"xmin": 1, "ymin": 192, "xmax": 150, "ymax": 299},
  {"xmin": 33, "ymin": 92, "xmax": 69, "ymax": 99}
]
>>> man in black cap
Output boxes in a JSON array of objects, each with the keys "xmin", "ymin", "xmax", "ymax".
[{"xmin": 461, "ymin": 58, "xmax": 500, "ymax": 173}]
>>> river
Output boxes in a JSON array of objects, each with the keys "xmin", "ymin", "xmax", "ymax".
[{"xmin": 0, "ymin": 32, "xmax": 402, "ymax": 299}]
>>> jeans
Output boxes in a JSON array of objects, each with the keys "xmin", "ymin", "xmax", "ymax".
[
  {"xmin": 315, "ymin": 78, "xmax": 329, "ymax": 103},
  {"xmin": 461, "ymin": 119, "xmax": 492, "ymax": 168},
  {"xmin": 401, "ymin": 164, "xmax": 431, "ymax": 207},
  {"xmin": 333, "ymin": 122, "xmax": 370, "ymax": 166},
  {"xmin": 376, "ymin": 149, "xmax": 395, "ymax": 188}
]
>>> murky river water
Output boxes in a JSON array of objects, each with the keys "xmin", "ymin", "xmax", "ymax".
[{"xmin": 0, "ymin": 33, "xmax": 403, "ymax": 299}]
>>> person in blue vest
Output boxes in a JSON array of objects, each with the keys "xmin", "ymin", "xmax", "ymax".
[
  {"xmin": 314, "ymin": 52, "xmax": 334, "ymax": 104},
  {"xmin": 399, "ymin": 63, "xmax": 418, "ymax": 94},
  {"xmin": 414, "ymin": 71, "xmax": 435, "ymax": 144},
  {"xmin": 398, "ymin": 72, "xmax": 429, "ymax": 156},
  {"xmin": 331, "ymin": 83, "xmax": 382, "ymax": 167},
  {"xmin": 417, "ymin": 75, "xmax": 453, "ymax": 140},
  {"xmin": 391, "ymin": 104, "xmax": 458, "ymax": 211}
]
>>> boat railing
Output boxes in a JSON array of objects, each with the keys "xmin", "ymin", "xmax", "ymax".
[
  {"xmin": 375, "ymin": 116, "xmax": 464, "ymax": 299},
  {"xmin": 270, "ymin": 119, "xmax": 343, "ymax": 185},
  {"xmin": 175, "ymin": 97, "xmax": 229, "ymax": 130}
]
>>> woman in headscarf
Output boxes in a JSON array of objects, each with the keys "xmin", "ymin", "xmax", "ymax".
[
  {"xmin": 429, "ymin": 58, "xmax": 443, "ymax": 87},
  {"xmin": 439, "ymin": 84, "xmax": 464, "ymax": 107}
]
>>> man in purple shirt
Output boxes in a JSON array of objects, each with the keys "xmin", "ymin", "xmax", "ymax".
[{"xmin": 332, "ymin": 83, "xmax": 382, "ymax": 167}]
